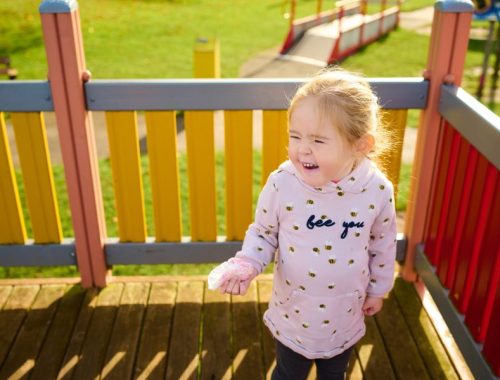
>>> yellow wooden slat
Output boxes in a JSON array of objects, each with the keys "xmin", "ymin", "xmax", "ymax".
[
  {"xmin": 105, "ymin": 111, "xmax": 147, "ymax": 242},
  {"xmin": 224, "ymin": 111, "xmax": 253, "ymax": 240},
  {"xmin": 262, "ymin": 110, "xmax": 288, "ymax": 185},
  {"xmin": 193, "ymin": 38, "xmax": 220, "ymax": 79},
  {"xmin": 11, "ymin": 112, "xmax": 62, "ymax": 243},
  {"xmin": 378, "ymin": 109, "xmax": 408, "ymax": 200},
  {"xmin": 145, "ymin": 111, "xmax": 182, "ymax": 242},
  {"xmin": 0, "ymin": 112, "xmax": 26, "ymax": 243},
  {"xmin": 184, "ymin": 111, "xmax": 217, "ymax": 241}
]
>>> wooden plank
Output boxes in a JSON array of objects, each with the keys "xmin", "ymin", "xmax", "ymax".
[
  {"xmin": 29, "ymin": 285, "xmax": 86, "ymax": 380},
  {"xmin": 0, "ymin": 112, "xmax": 26, "ymax": 243},
  {"xmin": 134, "ymin": 282, "xmax": 177, "ymax": 380},
  {"xmin": 184, "ymin": 111, "xmax": 217, "ymax": 241},
  {"xmin": 424, "ymin": 122, "xmax": 454, "ymax": 265},
  {"xmin": 0, "ymin": 284, "xmax": 65, "ymax": 379},
  {"xmin": 71, "ymin": 283, "xmax": 124, "ymax": 380},
  {"xmin": 100, "ymin": 282, "xmax": 149, "ymax": 379},
  {"xmin": 10, "ymin": 112, "xmax": 62, "ymax": 243},
  {"xmin": 375, "ymin": 291, "xmax": 430, "ymax": 379},
  {"xmin": 105, "ymin": 111, "xmax": 147, "ymax": 242},
  {"xmin": 144, "ymin": 111, "xmax": 182, "ymax": 241},
  {"xmin": 450, "ymin": 152, "xmax": 489, "ymax": 312},
  {"xmin": 465, "ymin": 173, "xmax": 500, "ymax": 342},
  {"xmin": 0, "ymin": 285, "xmax": 12, "ymax": 309},
  {"xmin": 166, "ymin": 281, "xmax": 204, "ymax": 379},
  {"xmin": 346, "ymin": 351, "xmax": 364, "ymax": 379},
  {"xmin": 225, "ymin": 110, "xmax": 253, "ymax": 240},
  {"xmin": 482, "ymin": 273, "xmax": 500, "ymax": 376},
  {"xmin": 434, "ymin": 129, "xmax": 462, "ymax": 283},
  {"xmin": 393, "ymin": 278, "xmax": 459, "ymax": 379},
  {"xmin": 0, "ymin": 277, "xmax": 81, "ymax": 286},
  {"xmin": 56, "ymin": 288, "xmax": 98, "ymax": 380},
  {"xmin": 257, "ymin": 280, "xmax": 275, "ymax": 379},
  {"xmin": 378, "ymin": 109, "xmax": 407, "ymax": 200},
  {"xmin": 201, "ymin": 283, "xmax": 231, "ymax": 379},
  {"xmin": 232, "ymin": 281, "xmax": 264, "ymax": 379},
  {"xmin": 355, "ymin": 315, "xmax": 396, "ymax": 380},
  {"xmin": 262, "ymin": 111, "xmax": 288, "ymax": 185},
  {"xmin": 442, "ymin": 141, "xmax": 475, "ymax": 288},
  {"xmin": 0, "ymin": 285, "xmax": 39, "ymax": 368}
]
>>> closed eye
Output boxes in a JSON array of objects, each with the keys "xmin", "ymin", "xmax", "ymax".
[
  {"xmin": 289, "ymin": 135, "xmax": 300, "ymax": 140},
  {"xmin": 314, "ymin": 139, "xmax": 326, "ymax": 144}
]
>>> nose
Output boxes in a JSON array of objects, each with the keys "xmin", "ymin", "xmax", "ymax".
[{"xmin": 298, "ymin": 141, "xmax": 312, "ymax": 155}]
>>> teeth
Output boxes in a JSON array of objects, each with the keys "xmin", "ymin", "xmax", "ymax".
[{"xmin": 303, "ymin": 163, "xmax": 317, "ymax": 168}]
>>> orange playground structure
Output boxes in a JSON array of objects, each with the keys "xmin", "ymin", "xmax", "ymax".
[{"xmin": 280, "ymin": 0, "xmax": 400, "ymax": 64}]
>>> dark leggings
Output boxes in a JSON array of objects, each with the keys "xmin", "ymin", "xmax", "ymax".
[{"xmin": 271, "ymin": 340, "xmax": 353, "ymax": 380}]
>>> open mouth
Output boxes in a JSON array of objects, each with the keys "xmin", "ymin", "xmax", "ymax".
[{"xmin": 302, "ymin": 162, "xmax": 319, "ymax": 170}]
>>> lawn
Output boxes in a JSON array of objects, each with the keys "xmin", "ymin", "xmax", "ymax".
[
  {"xmin": 1, "ymin": 0, "xmax": 321, "ymax": 79},
  {"xmin": 2, "ymin": 0, "xmax": 496, "ymax": 108}
]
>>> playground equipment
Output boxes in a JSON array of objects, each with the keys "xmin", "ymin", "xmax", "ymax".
[
  {"xmin": 473, "ymin": 0, "xmax": 500, "ymax": 101},
  {"xmin": 280, "ymin": 0, "xmax": 400, "ymax": 65},
  {"xmin": 0, "ymin": 0, "xmax": 499, "ymax": 378}
]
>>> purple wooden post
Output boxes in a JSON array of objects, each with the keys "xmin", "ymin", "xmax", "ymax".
[{"xmin": 40, "ymin": 0, "xmax": 108, "ymax": 287}]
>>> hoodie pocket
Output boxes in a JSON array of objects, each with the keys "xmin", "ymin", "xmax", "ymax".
[{"xmin": 279, "ymin": 291, "xmax": 362, "ymax": 340}]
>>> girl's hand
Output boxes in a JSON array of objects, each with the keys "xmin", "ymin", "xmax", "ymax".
[
  {"xmin": 362, "ymin": 296, "xmax": 384, "ymax": 316},
  {"xmin": 219, "ymin": 268, "xmax": 258, "ymax": 296}
]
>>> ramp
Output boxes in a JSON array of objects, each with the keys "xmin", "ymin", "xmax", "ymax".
[{"xmin": 280, "ymin": 3, "xmax": 400, "ymax": 65}]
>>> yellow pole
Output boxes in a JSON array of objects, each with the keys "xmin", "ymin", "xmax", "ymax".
[
  {"xmin": 317, "ymin": 0, "xmax": 323, "ymax": 17},
  {"xmin": 185, "ymin": 37, "xmax": 220, "ymax": 241},
  {"xmin": 193, "ymin": 37, "xmax": 220, "ymax": 79}
]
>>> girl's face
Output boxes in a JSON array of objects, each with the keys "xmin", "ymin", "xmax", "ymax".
[{"xmin": 288, "ymin": 96, "xmax": 357, "ymax": 188}]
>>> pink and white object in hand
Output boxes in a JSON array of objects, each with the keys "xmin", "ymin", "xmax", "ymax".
[{"xmin": 208, "ymin": 258, "xmax": 257, "ymax": 292}]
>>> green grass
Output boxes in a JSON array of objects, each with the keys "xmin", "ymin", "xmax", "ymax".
[
  {"xmin": 400, "ymin": 0, "xmax": 435, "ymax": 12},
  {"xmin": 0, "ymin": 0, "xmax": 319, "ymax": 79}
]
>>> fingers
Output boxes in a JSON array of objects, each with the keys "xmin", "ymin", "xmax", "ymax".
[
  {"xmin": 363, "ymin": 307, "xmax": 375, "ymax": 316},
  {"xmin": 239, "ymin": 279, "xmax": 251, "ymax": 295},
  {"xmin": 219, "ymin": 277, "xmax": 242, "ymax": 295}
]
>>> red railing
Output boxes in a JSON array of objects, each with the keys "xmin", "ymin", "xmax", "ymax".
[{"xmin": 424, "ymin": 121, "xmax": 499, "ymax": 371}]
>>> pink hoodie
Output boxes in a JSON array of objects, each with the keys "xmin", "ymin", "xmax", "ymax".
[{"xmin": 235, "ymin": 158, "xmax": 397, "ymax": 359}]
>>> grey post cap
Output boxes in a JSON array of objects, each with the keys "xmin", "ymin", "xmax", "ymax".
[
  {"xmin": 40, "ymin": 0, "xmax": 78, "ymax": 13},
  {"xmin": 435, "ymin": 0, "xmax": 475, "ymax": 12}
]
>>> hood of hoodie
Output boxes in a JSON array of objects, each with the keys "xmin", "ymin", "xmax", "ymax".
[{"xmin": 277, "ymin": 157, "xmax": 378, "ymax": 195}]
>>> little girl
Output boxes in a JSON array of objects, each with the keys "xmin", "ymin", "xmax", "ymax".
[{"xmin": 210, "ymin": 68, "xmax": 397, "ymax": 380}]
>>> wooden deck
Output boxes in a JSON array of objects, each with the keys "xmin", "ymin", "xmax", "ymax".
[{"xmin": 0, "ymin": 275, "xmax": 468, "ymax": 380}]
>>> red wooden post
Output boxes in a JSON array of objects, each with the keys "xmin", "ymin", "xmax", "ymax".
[
  {"xmin": 40, "ymin": 0, "xmax": 108, "ymax": 287},
  {"xmin": 328, "ymin": 6, "xmax": 344, "ymax": 63},
  {"xmin": 378, "ymin": 0, "xmax": 386, "ymax": 36},
  {"xmin": 402, "ymin": 0, "xmax": 473, "ymax": 281}
]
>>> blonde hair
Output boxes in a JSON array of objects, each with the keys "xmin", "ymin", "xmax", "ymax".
[{"xmin": 289, "ymin": 67, "xmax": 390, "ymax": 160}]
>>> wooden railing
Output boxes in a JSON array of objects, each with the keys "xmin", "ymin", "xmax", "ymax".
[
  {"xmin": 0, "ymin": 78, "xmax": 421, "ymax": 274},
  {"xmin": 0, "ymin": 0, "xmax": 499, "ymax": 377},
  {"xmin": 415, "ymin": 85, "xmax": 500, "ymax": 378}
]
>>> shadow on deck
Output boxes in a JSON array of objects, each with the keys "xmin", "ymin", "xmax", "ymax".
[{"xmin": 0, "ymin": 275, "xmax": 468, "ymax": 379}]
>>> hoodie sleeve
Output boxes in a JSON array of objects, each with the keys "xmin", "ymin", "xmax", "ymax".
[
  {"xmin": 367, "ymin": 184, "xmax": 397, "ymax": 297},
  {"xmin": 235, "ymin": 174, "xmax": 280, "ymax": 274}
]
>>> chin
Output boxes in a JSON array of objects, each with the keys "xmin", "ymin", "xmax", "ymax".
[{"xmin": 303, "ymin": 177, "xmax": 328, "ymax": 188}]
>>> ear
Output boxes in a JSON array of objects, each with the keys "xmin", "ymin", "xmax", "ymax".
[{"xmin": 355, "ymin": 133, "xmax": 375, "ymax": 155}]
